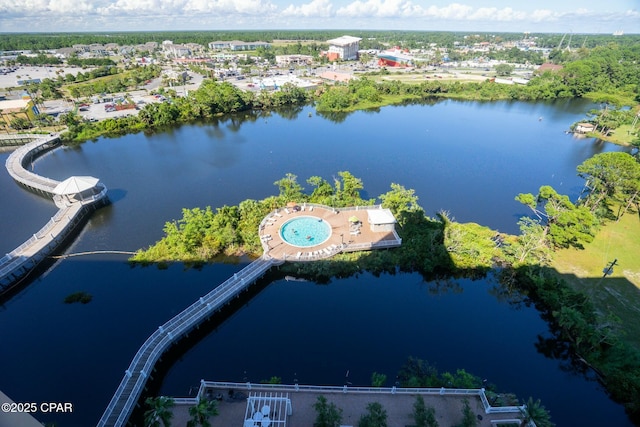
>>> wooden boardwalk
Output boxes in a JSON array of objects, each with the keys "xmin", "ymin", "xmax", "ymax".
[
  {"xmin": 97, "ymin": 255, "xmax": 281, "ymax": 427},
  {"xmin": 0, "ymin": 134, "xmax": 108, "ymax": 292}
]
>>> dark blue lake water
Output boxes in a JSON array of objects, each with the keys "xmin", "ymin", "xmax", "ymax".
[{"xmin": 0, "ymin": 100, "xmax": 633, "ymax": 426}]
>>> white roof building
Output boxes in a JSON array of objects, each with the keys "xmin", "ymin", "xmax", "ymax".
[
  {"xmin": 326, "ymin": 36, "xmax": 362, "ymax": 60},
  {"xmin": 367, "ymin": 208, "xmax": 397, "ymax": 232}
]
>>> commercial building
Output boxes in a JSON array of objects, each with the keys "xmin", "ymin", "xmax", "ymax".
[
  {"xmin": 0, "ymin": 98, "xmax": 39, "ymax": 130},
  {"xmin": 275, "ymin": 55, "xmax": 313, "ymax": 66},
  {"xmin": 325, "ymin": 36, "xmax": 362, "ymax": 61},
  {"xmin": 208, "ymin": 41, "xmax": 271, "ymax": 51}
]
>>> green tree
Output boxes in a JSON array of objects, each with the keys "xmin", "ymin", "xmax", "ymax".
[
  {"xmin": 313, "ymin": 395, "xmax": 343, "ymax": 427},
  {"xmin": 515, "ymin": 185, "xmax": 596, "ymax": 249},
  {"xmin": 187, "ymin": 397, "xmax": 218, "ymax": 427},
  {"xmin": 371, "ymin": 372, "xmax": 386, "ymax": 387},
  {"xmin": 274, "ymin": 173, "xmax": 304, "ymax": 202},
  {"xmin": 458, "ymin": 399, "xmax": 477, "ymax": 427},
  {"xmin": 307, "ymin": 176, "xmax": 334, "ymax": 203},
  {"xmin": 494, "ymin": 63, "xmax": 515, "ymax": 76},
  {"xmin": 506, "ymin": 217, "xmax": 552, "ymax": 266},
  {"xmin": 261, "ymin": 376, "xmax": 282, "ymax": 384},
  {"xmin": 9, "ymin": 116, "xmax": 32, "ymax": 130},
  {"xmin": 379, "ymin": 183, "xmax": 423, "ymax": 226},
  {"xmin": 576, "ymin": 152, "xmax": 640, "ymax": 218},
  {"xmin": 358, "ymin": 402, "xmax": 387, "ymax": 427},
  {"xmin": 519, "ymin": 397, "xmax": 554, "ymax": 427},
  {"xmin": 316, "ymin": 86, "xmax": 353, "ymax": 111},
  {"xmin": 413, "ymin": 395, "xmax": 438, "ymax": 427},
  {"xmin": 333, "ymin": 171, "xmax": 366, "ymax": 206},
  {"xmin": 144, "ymin": 396, "xmax": 174, "ymax": 427}
]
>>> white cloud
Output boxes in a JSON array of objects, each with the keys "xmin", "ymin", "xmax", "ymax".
[
  {"xmin": 337, "ymin": 0, "xmax": 419, "ymax": 18},
  {"xmin": 469, "ymin": 7, "xmax": 527, "ymax": 21},
  {"xmin": 282, "ymin": 0, "xmax": 333, "ymax": 17},
  {"xmin": 423, "ymin": 3, "xmax": 473, "ymax": 20},
  {"xmin": 530, "ymin": 9, "xmax": 557, "ymax": 22},
  {"xmin": 0, "ymin": 1, "xmax": 637, "ymax": 32},
  {"xmin": 184, "ymin": 0, "xmax": 277, "ymax": 15}
]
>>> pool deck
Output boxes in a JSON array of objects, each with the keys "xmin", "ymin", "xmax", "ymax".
[
  {"xmin": 169, "ymin": 383, "xmax": 524, "ymax": 427},
  {"xmin": 259, "ymin": 204, "xmax": 402, "ymax": 262}
]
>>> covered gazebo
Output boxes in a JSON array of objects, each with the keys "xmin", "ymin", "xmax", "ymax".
[
  {"xmin": 53, "ymin": 176, "xmax": 101, "ymax": 203},
  {"xmin": 367, "ymin": 208, "xmax": 397, "ymax": 232}
]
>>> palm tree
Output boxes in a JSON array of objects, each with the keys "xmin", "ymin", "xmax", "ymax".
[
  {"xmin": 187, "ymin": 397, "xmax": 219, "ymax": 427},
  {"xmin": 520, "ymin": 397, "xmax": 554, "ymax": 427},
  {"xmin": 144, "ymin": 396, "xmax": 175, "ymax": 427}
]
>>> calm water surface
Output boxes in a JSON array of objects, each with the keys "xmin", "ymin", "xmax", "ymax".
[{"xmin": 0, "ymin": 100, "xmax": 633, "ymax": 426}]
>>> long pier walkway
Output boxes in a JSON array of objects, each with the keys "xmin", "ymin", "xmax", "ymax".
[
  {"xmin": 0, "ymin": 134, "xmax": 108, "ymax": 292},
  {"xmin": 97, "ymin": 255, "xmax": 281, "ymax": 427}
]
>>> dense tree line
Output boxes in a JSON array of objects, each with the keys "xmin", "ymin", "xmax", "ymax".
[
  {"xmin": 15, "ymin": 54, "xmax": 61, "ymax": 65},
  {"xmin": 63, "ymin": 79, "xmax": 310, "ymax": 141},
  {"xmin": 2, "ymin": 31, "xmax": 638, "ymax": 52},
  {"xmin": 67, "ymin": 57, "xmax": 116, "ymax": 67},
  {"xmin": 316, "ymin": 43, "xmax": 640, "ymax": 111},
  {"xmin": 515, "ymin": 267, "xmax": 640, "ymax": 419}
]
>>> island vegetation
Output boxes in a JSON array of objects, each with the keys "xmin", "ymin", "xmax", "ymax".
[{"xmin": 63, "ymin": 291, "xmax": 93, "ymax": 304}]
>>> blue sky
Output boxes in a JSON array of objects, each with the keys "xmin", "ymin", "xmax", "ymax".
[{"xmin": 0, "ymin": 0, "xmax": 638, "ymax": 34}]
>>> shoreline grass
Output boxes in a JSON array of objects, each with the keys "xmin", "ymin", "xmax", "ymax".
[{"xmin": 552, "ymin": 212, "xmax": 640, "ymax": 349}]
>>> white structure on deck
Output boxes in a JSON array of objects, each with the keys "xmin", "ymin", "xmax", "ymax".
[
  {"xmin": 367, "ymin": 208, "xmax": 396, "ymax": 232},
  {"xmin": 244, "ymin": 391, "xmax": 292, "ymax": 427},
  {"xmin": 53, "ymin": 176, "xmax": 101, "ymax": 204},
  {"xmin": 326, "ymin": 36, "xmax": 362, "ymax": 60}
]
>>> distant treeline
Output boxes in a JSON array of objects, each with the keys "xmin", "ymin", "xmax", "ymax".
[{"xmin": 1, "ymin": 30, "xmax": 639, "ymax": 51}]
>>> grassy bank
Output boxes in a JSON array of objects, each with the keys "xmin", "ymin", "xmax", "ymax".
[
  {"xmin": 586, "ymin": 124, "xmax": 640, "ymax": 146},
  {"xmin": 552, "ymin": 213, "xmax": 640, "ymax": 349}
]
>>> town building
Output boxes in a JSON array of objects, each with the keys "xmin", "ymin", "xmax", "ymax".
[
  {"xmin": 275, "ymin": 55, "xmax": 313, "ymax": 67},
  {"xmin": 0, "ymin": 98, "xmax": 39, "ymax": 131},
  {"xmin": 162, "ymin": 41, "xmax": 192, "ymax": 58},
  {"xmin": 367, "ymin": 208, "xmax": 397, "ymax": 232},
  {"xmin": 377, "ymin": 48, "xmax": 414, "ymax": 67},
  {"xmin": 325, "ymin": 36, "xmax": 362, "ymax": 61},
  {"xmin": 208, "ymin": 41, "xmax": 271, "ymax": 51},
  {"xmin": 575, "ymin": 122, "xmax": 596, "ymax": 133}
]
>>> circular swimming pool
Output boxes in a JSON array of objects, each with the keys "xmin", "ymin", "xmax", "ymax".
[{"xmin": 280, "ymin": 216, "xmax": 331, "ymax": 247}]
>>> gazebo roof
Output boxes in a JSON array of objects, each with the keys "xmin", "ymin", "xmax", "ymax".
[
  {"xmin": 367, "ymin": 208, "xmax": 396, "ymax": 225},
  {"xmin": 53, "ymin": 176, "xmax": 99, "ymax": 195}
]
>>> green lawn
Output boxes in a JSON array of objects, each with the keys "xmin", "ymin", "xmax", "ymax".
[
  {"xmin": 370, "ymin": 72, "xmax": 487, "ymax": 84},
  {"xmin": 605, "ymin": 124, "xmax": 639, "ymax": 145},
  {"xmin": 552, "ymin": 213, "xmax": 640, "ymax": 349}
]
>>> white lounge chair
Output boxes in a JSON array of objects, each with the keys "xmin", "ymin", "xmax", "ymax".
[
  {"xmin": 309, "ymin": 206, "xmax": 313, "ymax": 211},
  {"xmin": 296, "ymin": 252, "xmax": 302, "ymax": 259}
]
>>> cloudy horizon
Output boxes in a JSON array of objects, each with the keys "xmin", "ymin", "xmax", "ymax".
[{"xmin": 0, "ymin": 1, "xmax": 638, "ymax": 34}]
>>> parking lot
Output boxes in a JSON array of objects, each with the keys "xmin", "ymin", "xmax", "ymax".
[{"xmin": 0, "ymin": 66, "xmax": 92, "ymax": 93}]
